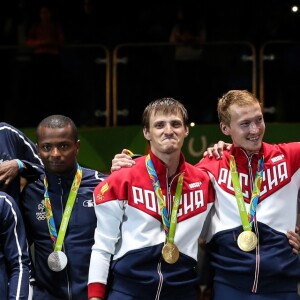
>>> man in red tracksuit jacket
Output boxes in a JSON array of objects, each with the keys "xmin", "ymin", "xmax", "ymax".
[
  {"xmin": 110, "ymin": 90, "xmax": 300, "ymax": 300},
  {"xmin": 88, "ymin": 97, "xmax": 215, "ymax": 300},
  {"xmin": 197, "ymin": 90, "xmax": 300, "ymax": 299}
]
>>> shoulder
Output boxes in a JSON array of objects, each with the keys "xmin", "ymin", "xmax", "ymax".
[
  {"xmin": 0, "ymin": 192, "xmax": 19, "ymax": 216},
  {"xmin": 101, "ymin": 165, "xmax": 135, "ymax": 183},
  {"xmin": 0, "ymin": 122, "xmax": 9, "ymax": 128},
  {"xmin": 0, "ymin": 191, "xmax": 15, "ymax": 203},
  {"xmin": 263, "ymin": 142, "xmax": 300, "ymax": 157},
  {"xmin": 93, "ymin": 163, "xmax": 140, "ymax": 193},
  {"xmin": 0, "ymin": 123, "xmax": 37, "ymax": 154},
  {"xmin": 108, "ymin": 157, "xmax": 145, "ymax": 180},
  {"xmin": 82, "ymin": 167, "xmax": 108, "ymax": 178},
  {"xmin": 0, "ymin": 122, "xmax": 12, "ymax": 129},
  {"xmin": 195, "ymin": 154, "xmax": 228, "ymax": 170},
  {"xmin": 80, "ymin": 167, "xmax": 109, "ymax": 189},
  {"xmin": 0, "ymin": 122, "xmax": 21, "ymax": 136},
  {"xmin": 262, "ymin": 143, "xmax": 300, "ymax": 170},
  {"xmin": 184, "ymin": 162, "xmax": 211, "ymax": 181}
]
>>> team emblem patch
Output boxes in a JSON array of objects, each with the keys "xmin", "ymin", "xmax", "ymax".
[{"xmin": 96, "ymin": 182, "xmax": 109, "ymax": 203}]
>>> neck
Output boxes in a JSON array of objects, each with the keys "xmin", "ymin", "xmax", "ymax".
[
  {"xmin": 240, "ymin": 147, "xmax": 259, "ymax": 157},
  {"xmin": 46, "ymin": 164, "xmax": 78, "ymax": 178},
  {"xmin": 152, "ymin": 151, "xmax": 180, "ymax": 178}
]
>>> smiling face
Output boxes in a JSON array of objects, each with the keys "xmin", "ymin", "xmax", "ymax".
[
  {"xmin": 221, "ymin": 102, "xmax": 265, "ymax": 155},
  {"xmin": 36, "ymin": 124, "xmax": 80, "ymax": 175},
  {"xmin": 217, "ymin": 90, "xmax": 265, "ymax": 155},
  {"xmin": 143, "ymin": 111, "xmax": 189, "ymax": 157}
]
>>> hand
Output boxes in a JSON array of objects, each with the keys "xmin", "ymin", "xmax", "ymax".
[
  {"xmin": 0, "ymin": 160, "xmax": 20, "ymax": 190},
  {"xmin": 110, "ymin": 149, "xmax": 136, "ymax": 173},
  {"xmin": 287, "ymin": 227, "xmax": 300, "ymax": 254},
  {"xmin": 203, "ymin": 141, "xmax": 232, "ymax": 160}
]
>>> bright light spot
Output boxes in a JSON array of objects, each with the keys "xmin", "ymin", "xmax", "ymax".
[
  {"xmin": 190, "ymin": 122, "xmax": 195, "ymax": 127},
  {"xmin": 292, "ymin": 5, "xmax": 298, "ymax": 12}
]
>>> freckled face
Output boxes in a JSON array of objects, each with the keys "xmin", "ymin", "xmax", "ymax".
[
  {"xmin": 220, "ymin": 102, "xmax": 265, "ymax": 154},
  {"xmin": 143, "ymin": 111, "xmax": 189, "ymax": 157}
]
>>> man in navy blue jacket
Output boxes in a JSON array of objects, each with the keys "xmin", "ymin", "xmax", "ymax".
[
  {"xmin": 19, "ymin": 115, "xmax": 107, "ymax": 300},
  {"xmin": 0, "ymin": 191, "xmax": 30, "ymax": 300}
]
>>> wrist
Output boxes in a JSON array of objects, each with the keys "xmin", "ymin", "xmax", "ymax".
[{"xmin": 15, "ymin": 159, "xmax": 24, "ymax": 173}]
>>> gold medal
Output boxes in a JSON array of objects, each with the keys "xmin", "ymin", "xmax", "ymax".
[
  {"xmin": 162, "ymin": 242, "xmax": 179, "ymax": 264},
  {"xmin": 237, "ymin": 231, "xmax": 257, "ymax": 252}
]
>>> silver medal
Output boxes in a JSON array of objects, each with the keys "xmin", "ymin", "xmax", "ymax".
[{"xmin": 48, "ymin": 251, "xmax": 68, "ymax": 272}]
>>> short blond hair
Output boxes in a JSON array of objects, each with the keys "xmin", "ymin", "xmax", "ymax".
[{"xmin": 217, "ymin": 90, "xmax": 263, "ymax": 126}]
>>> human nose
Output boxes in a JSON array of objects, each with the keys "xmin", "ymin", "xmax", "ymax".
[
  {"xmin": 50, "ymin": 147, "xmax": 61, "ymax": 156},
  {"xmin": 249, "ymin": 122, "xmax": 259, "ymax": 133},
  {"xmin": 164, "ymin": 123, "xmax": 174, "ymax": 134},
  {"xmin": 164, "ymin": 127, "xmax": 174, "ymax": 137}
]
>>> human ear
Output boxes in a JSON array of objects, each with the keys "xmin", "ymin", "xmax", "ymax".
[
  {"xmin": 220, "ymin": 122, "xmax": 230, "ymax": 136},
  {"xmin": 143, "ymin": 128, "xmax": 151, "ymax": 141}
]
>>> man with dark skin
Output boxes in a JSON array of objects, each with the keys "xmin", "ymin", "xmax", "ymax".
[{"xmin": 19, "ymin": 115, "xmax": 107, "ymax": 300}]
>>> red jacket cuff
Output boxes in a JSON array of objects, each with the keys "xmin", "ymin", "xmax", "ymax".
[{"xmin": 88, "ymin": 282, "xmax": 106, "ymax": 299}]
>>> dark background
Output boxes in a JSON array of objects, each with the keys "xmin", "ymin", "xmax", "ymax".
[
  {"xmin": 1, "ymin": 0, "xmax": 300, "ymax": 127},
  {"xmin": 2, "ymin": 0, "xmax": 299, "ymax": 46}
]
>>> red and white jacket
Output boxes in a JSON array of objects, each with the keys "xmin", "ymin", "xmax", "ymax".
[
  {"xmin": 88, "ymin": 150, "xmax": 215, "ymax": 299},
  {"xmin": 197, "ymin": 142, "xmax": 300, "ymax": 294}
]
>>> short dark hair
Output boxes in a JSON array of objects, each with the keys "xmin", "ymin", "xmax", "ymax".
[
  {"xmin": 36, "ymin": 115, "xmax": 78, "ymax": 141},
  {"xmin": 142, "ymin": 97, "xmax": 189, "ymax": 130}
]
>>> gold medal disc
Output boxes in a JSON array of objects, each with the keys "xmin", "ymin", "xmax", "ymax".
[
  {"xmin": 162, "ymin": 242, "xmax": 179, "ymax": 264},
  {"xmin": 237, "ymin": 231, "xmax": 257, "ymax": 252}
]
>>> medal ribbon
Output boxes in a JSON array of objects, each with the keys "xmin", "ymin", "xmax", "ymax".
[
  {"xmin": 145, "ymin": 154, "xmax": 184, "ymax": 244},
  {"xmin": 230, "ymin": 155, "xmax": 264, "ymax": 231},
  {"xmin": 44, "ymin": 164, "xmax": 82, "ymax": 251}
]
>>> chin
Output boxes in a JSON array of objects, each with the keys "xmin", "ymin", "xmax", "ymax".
[
  {"xmin": 48, "ymin": 165, "xmax": 64, "ymax": 173},
  {"xmin": 247, "ymin": 143, "xmax": 262, "ymax": 153},
  {"xmin": 164, "ymin": 146, "xmax": 177, "ymax": 154}
]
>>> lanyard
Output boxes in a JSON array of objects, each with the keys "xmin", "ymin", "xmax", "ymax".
[
  {"xmin": 145, "ymin": 154, "xmax": 184, "ymax": 244},
  {"xmin": 44, "ymin": 164, "xmax": 82, "ymax": 251},
  {"xmin": 230, "ymin": 155, "xmax": 264, "ymax": 231}
]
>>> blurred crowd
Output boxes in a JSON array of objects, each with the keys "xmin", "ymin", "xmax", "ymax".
[{"xmin": 1, "ymin": 0, "xmax": 300, "ymax": 49}]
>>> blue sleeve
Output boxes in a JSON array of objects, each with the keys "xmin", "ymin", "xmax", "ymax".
[
  {"xmin": 0, "ymin": 192, "xmax": 30, "ymax": 300},
  {"xmin": 0, "ymin": 122, "xmax": 41, "ymax": 165}
]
